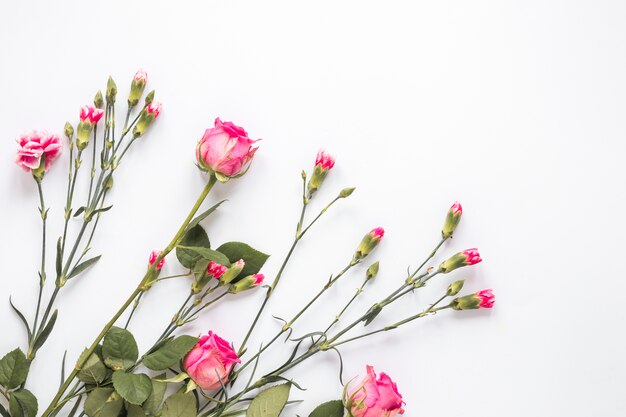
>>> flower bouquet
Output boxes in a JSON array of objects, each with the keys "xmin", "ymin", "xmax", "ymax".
[{"xmin": 6, "ymin": 70, "xmax": 494, "ymax": 417}]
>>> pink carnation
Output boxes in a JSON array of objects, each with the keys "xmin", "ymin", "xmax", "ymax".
[
  {"xmin": 148, "ymin": 250, "xmax": 165, "ymax": 270},
  {"xmin": 146, "ymin": 101, "xmax": 162, "ymax": 118},
  {"xmin": 315, "ymin": 149, "xmax": 335, "ymax": 170},
  {"xmin": 79, "ymin": 105, "xmax": 104, "ymax": 124},
  {"xmin": 477, "ymin": 289, "xmax": 495, "ymax": 308},
  {"xmin": 462, "ymin": 248, "xmax": 482, "ymax": 265},
  {"xmin": 15, "ymin": 130, "xmax": 62, "ymax": 172},
  {"xmin": 207, "ymin": 261, "xmax": 228, "ymax": 279},
  {"xmin": 370, "ymin": 227, "xmax": 385, "ymax": 240}
]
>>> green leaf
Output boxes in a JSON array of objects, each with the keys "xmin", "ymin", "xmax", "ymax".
[
  {"xmin": 112, "ymin": 371, "xmax": 152, "ymax": 406},
  {"xmin": 308, "ymin": 400, "xmax": 344, "ymax": 417},
  {"xmin": 9, "ymin": 298, "xmax": 32, "ymax": 341},
  {"xmin": 217, "ymin": 242, "xmax": 270, "ymax": 277},
  {"xmin": 246, "ymin": 383, "xmax": 291, "ymax": 417},
  {"xmin": 33, "ymin": 309, "xmax": 58, "ymax": 351},
  {"xmin": 176, "ymin": 225, "xmax": 211, "ymax": 269},
  {"xmin": 84, "ymin": 388, "xmax": 123, "ymax": 417},
  {"xmin": 102, "ymin": 327, "xmax": 138, "ymax": 371},
  {"xmin": 56, "ymin": 237, "xmax": 63, "ymax": 277},
  {"xmin": 142, "ymin": 374, "xmax": 166, "ymax": 415},
  {"xmin": 185, "ymin": 200, "xmax": 226, "ymax": 232},
  {"xmin": 0, "ymin": 349, "xmax": 29, "ymax": 389},
  {"xmin": 143, "ymin": 336, "xmax": 198, "ymax": 371},
  {"xmin": 67, "ymin": 255, "xmax": 102, "ymax": 280},
  {"xmin": 177, "ymin": 246, "xmax": 231, "ymax": 267},
  {"xmin": 0, "ymin": 403, "xmax": 10, "ymax": 417},
  {"xmin": 126, "ymin": 403, "xmax": 145, "ymax": 417},
  {"xmin": 78, "ymin": 350, "xmax": 107, "ymax": 384},
  {"xmin": 9, "ymin": 389, "xmax": 38, "ymax": 417},
  {"xmin": 160, "ymin": 393, "xmax": 196, "ymax": 417}
]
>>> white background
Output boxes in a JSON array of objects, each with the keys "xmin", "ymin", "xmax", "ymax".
[{"xmin": 1, "ymin": 1, "xmax": 625, "ymax": 416}]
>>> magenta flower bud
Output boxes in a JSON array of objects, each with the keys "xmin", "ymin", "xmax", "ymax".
[
  {"xmin": 307, "ymin": 149, "xmax": 336, "ymax": 197},
  {"xmin": 15, "ymin": 130, "xmax": 62, "ymax": 181},
  {"xmin": 343, "ymin": 365, "xmax": 405, "ymax": 417},
  {"xmin": 148, "ymin": 250, "xmax": 165, "ymax": 271},
  {"xmin": 183, "ymin": 331, "xmax": 241, "ymax": 391},
  {"xmin": 451, "ymin": 288, "xmax": 495, "ymax": 310},
  {"xmin": 438, "ymin": 248, "xmax": 482, "ymax": 273},
  {"xmin": 355, "ymin": 227, "xmax": 385, "ymax": 260},
  {"xmin": 196, "ymin": 118, "xmax": 259, "ymax": 181},
  {"xmin": 133, "ymin": 101, "xmax": 162, "ymax": 138},
  {"xmin": 207, "ymin": 261, "xmax": 228, "ymax": 280},
  {"xmin": 77, "ymin": 105, "xmax": 105, "ymax": 150},
  {"xmin": 442, "ymin": 201, "xmax": 462, "ymax": 239},
  {"xmin": 128, "ymin": 68, "xmax": 148, "ymax": 107},
  {"xmin": 228, "ymin": 274, "xmax": 264, "ymax": 294}
]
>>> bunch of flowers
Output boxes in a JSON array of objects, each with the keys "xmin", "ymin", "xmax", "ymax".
[{"xmin": 4, "ymin": 70, "xmax": 495, "ymax": 417}]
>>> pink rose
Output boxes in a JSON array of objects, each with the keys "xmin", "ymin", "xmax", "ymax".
[
  {"xmin": 345, "ymin": 365, "xmax": 405, "ymax": 417},
  {"xmin": 196, "ymin": 118, "xmax": 259, "ymax": 178},
  {"xmin": 183, "ymin": 331, "xmax": 241, "ymax": 391},
  {"xmin": 15, "ymin": 130, "xmax": 62, "ymax": 173}
]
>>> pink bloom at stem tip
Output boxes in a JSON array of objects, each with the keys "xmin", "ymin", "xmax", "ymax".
[
  {"xmin": 134, "ymin": 68, "xmax": 148, "ymax": 83},
  {"xmin": 183, "ymin": 331, "xmax": 241, "ymax": 391},
  {"xmin": 450, "ymin": 201, "xmax": 462, "ymax": 215},
  {"xmin": 207, "ymin": 261, "xmax": 228, "ymax": 279},
  {"xmin": 370, "ymin": 227, "xmax": 385, "ymax": 240},
  {"xmin": 146, "ymin": 101, "xmax": 162, "ymax": 118},
  {"xmin": 463, "ymin": 248, "xmax": 482, "ymax": 265},
  {"xmin": 345, "ymin": 365, "xmax": 405, "ymax": 417},
  {"xmin": 15, "ymin": 130, "xmax": 62, "ymax": 173},
  {"xmin": 477, "ymin": 289, "xmax": 495, "ymax": 308},
  {"xmin": 315, "ymin": 149, "xmax": 335, "ymax": 170},
  {"xmin": 252, "ymin": 274, "xmax": 264, "ymax": 286},
  {"xmin": 79, "ymin": 105, "xmax": 104, "ymax": 124},
  {"xmin": 148, "ymin": 250, "xmax": 165, "ymax": 270}
]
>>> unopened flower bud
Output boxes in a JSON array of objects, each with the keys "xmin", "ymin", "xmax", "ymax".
[
  {"xmin": 133, "ymin": 101, "xmax": 162, "ymax": 138},
  {"xmin": 106, "ymin": 76, "xmax": 117, "ymax": 103},
  {"xmin": 148, "ymin": 250, "xmax": 165, "ymax": 271},
  {"xmin": 219, "ymin": 259, "xmax": 245, "ymax": 285},
  {"xmin": 307, "ymin": 149, "xmax": 335, "ymax": 197},
  {"xmin": 207, "ymin": 261, "xmax": 228, "ymax": 279},
  {"xmin": 94, "ymin": 90, "xmax": 104, "ymax": 109},
  {"xmin": 105, "ymin": 175, "xmax": 114, "ymax": 190},
  {"xmin": 439, "ymin": 248, "xmax": 482, "ymax": 273},
  {"xmin": 339, "ymin": 187, "xmax": 356, "ymax": 198},
  {"xmin": 76, "ymin": 105, "xmax": 105, "ymax": 150},
  {"xmin": 446, "ymin": 279, "xmax": 464, "ymax": 296},
  {"xmin": 228, "ymin": 274, "xmax": 264, "ymax": 294},
  {"xmin": 128, "ymin": 68, "xmax": 148, "ymax": 107},
  {"xmin": 366, "ymin": 261, "xmax": 380, "ymax": 279},
  {"xmin": 64, "ymin": 122, "xmax": 74, "ymax": 139},
  {"xmin": 355, "ymin": 227, "xmax": 384, "ymax": 260},
  {"xmin": 144, "ymin": 90, "xmax": 155, "ymax": 105},
  {"xmin": 451, "ymin": 289, "xmax": 495, "ymax": 310},
  {"xmin": 442, "ymin": 201, "xmax": 462, "ymax": 239}
]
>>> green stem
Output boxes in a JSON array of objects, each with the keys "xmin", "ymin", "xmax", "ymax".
[
  {"xmin": 31, "ymin": 181, "xmax": 47, "ymax": 339},
  {"xmin": 87, "ymin": 126, "xmax": 98, "ymax": 203}
]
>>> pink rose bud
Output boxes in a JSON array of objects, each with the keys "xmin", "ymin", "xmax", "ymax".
[
  {"xmin": 228, "ymin": 274, "xmax": 264, "ymax": 294},
  {"xmin": 148, "ymin": 250, "xmax": 165, "ymax": 270},
  {"xmin": 307, "ymin": 149, "xmax": 335, "ymax": 197},
  {"xmin": 77, "ymin": 105, "xmax": 105, "ymax": 150},
  {"xmin": 128, "ymin": 69, "xmax": 148, "ymax": 107},
  {"xmin": 219, "ymin": 259, "xmax": 245, "ymax": 285},
  {"xmin": 207, "ymin": 261, "xmax": 228, "ymax": 279},
  {"xmin": 355, "ymin": 227, "xmax": 385, "ymax": 260},
  {"xmin": 196, "ymin": 118, "xmax": 259, "ymax": 181},
  {"xmin": 183, "ymin": 331, "xmax": 241, "ymax": 391},
  {"xmin": 132, "ymin": 101, "xmax": 162, "ymax": 138},
  {"xmin": 451, "ymin": 288, "xmax": 495, "ymax": 310},
  {"xmin": 16, "ymin": 130, "xmax": 62, "ymax": 181},
  {"xmin": 344, "ymin": 365, "xmax": 405, "ymax": 417},
  {"xmin": 442, "ymin": 201, "xmax": 463, "ymax": 239},
  {"xmin": 438, "ymin": 248, "xmax": 482, "ymax": 273}
]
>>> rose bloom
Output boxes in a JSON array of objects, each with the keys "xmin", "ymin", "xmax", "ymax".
[
  {"xmin": 16, "ymin": 130, "xmax": 62, "ymax": 172},
  {"xmin": 183, "ymin": 331, "xmax": 241, "ymax": 390},
  {"xmin": 196, "ymin": 118, "xmax": 259, "ymax": 178},
  {"xmin": 344, "ymin": 365, "xmax": 405, "ymax": 417}
]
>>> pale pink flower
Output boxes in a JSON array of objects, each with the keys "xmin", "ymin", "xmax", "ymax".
[
  {"xmin": 315, "ymin": 149, "xmax": 335, "ymax": 170},
  {"xmin": 196, "ymin": 118, "xmax": 259, "ymax": 178},
  {"xmin": 183, "ymin": 331, "xmax": 241, "ymax": 391},
  {"xmin": 146, "ymin": 101, "xmax": 162, "ymax": 118},
  {"xmin": 148, "ymin": 250, "xmax": 165, "ymax": 270},
  {"xmin": 79, "ymin": 105, "xmax": 105, "ymax": 124},
  {"xmin": 134, "ymin": 68, "xmax": 148, "ymax": 83},
  {"xmin": 15, "ymin": 130, "xmax": 62, "ymax": 172},
  {"xmin": 344, "ymin": 365, "xmax": 405, "ymax": 417}
]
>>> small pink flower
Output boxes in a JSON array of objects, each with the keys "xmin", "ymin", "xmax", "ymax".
[
  {"xmin": 344, "ymin": 365, "xmax": 405, "ymax": 417},
  {"xmin": 252, "ymin": 274, "xmax": 264, "ymax": 286},
  {"xmin": 196, "ymin": 118, "xmax": 259, "ymax": 178},
  {"xmin": 79, "ymin": 105, "xmax": 105, "ymax": 124},
  {"xmin": 15, "ymin": 130, "xmax": 62, "ymax": 173},
  {"xmin": 477, "ymin": 289, "xmax": 495, "ymax": 308},
  {"xmin": 183, "ymin": 331, "xmax": 241, "ymax": 391},
  {"xmin": 148, "ymin": 250, "xmax": 165, "ymax": 270},
  {"xmin": 207, "ymin": 261, "xmax": 228, "ymax": 279},
  {"xmin": 463, "ymin": 248, "xmax": 482, "ymax": 265},
  {"xmin": 315, "ymin": 149, "xmax": 335, "ymax": 170},
  {"xmin": 450, "ymin": 201, "xmax": 462, "ymax": 215},
  {"xmin": 134, "ymin": 68, "xmax": 148, "ymax": 83},
  {"xmin": 370, "ymin": 227, "xmax": 385, "ymax": 240},
  {"xmin": 146, "ymin": 101, "xmax": 162, "ymax": 118}
]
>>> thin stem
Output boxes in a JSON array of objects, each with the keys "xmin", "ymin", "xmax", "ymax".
[
  {"xmin": 87, "ymin": 126, "xmax": 98, "ymax": 203},
  {"xmin": 31, "ymin": 181, "xmax": 47, "ymax": 339},
  {"xmin": 124, "ymin": 292, "xmax": 144, "ymax": 329}
]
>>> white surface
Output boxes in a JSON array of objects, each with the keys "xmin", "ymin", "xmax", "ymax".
[{"xmin": 1, "ymin": 1, "xmax": 625, "ymax": 416}]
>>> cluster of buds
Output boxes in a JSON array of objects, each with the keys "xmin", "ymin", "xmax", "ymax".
[
  {"xmin": 76, "ymin": 105, "xmax": 104, "ymax": 150},
  {"xmin": 191, "ymin": 260, "xmax": 265, "ymax": 295},
  {"xmin": 307, "ymin": 149, "xmax": 335, "ymax": 197},
  {"xmin": 355, "ymin": 227, "xmax": 385, "ymax": 260}
]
